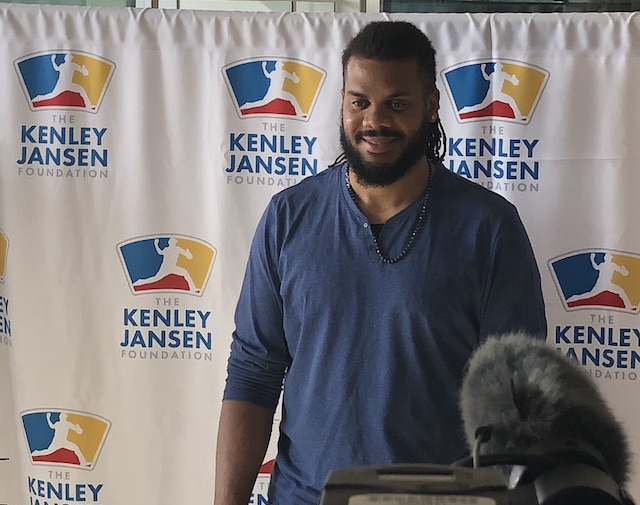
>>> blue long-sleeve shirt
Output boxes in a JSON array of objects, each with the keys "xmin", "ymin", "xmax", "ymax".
[{"xmin": 224, "ymin": 162, "xmax": 547, "ymax": 504}]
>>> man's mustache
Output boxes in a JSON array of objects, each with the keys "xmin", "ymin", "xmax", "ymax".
[{"xmin": 355, "ymin": 129, "xmax": 403, "ymax": 141}]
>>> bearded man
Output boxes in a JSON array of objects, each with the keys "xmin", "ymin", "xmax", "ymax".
[{"xmin": 215, "ymin": 20, "xmax": 547, "ymax": 505}]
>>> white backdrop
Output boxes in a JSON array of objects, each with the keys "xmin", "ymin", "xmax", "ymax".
[{"xmin": 1, "ymin": 5, "xmax": 640, "ymax": 504}]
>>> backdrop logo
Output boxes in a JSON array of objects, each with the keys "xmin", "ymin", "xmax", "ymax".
[
  {"xmin": 0, "ymin": 229, "xmax": 7, "ymax": 284},
  {"xmin": 442, "ymin": 59, "xmax": 548, "ymax": 124},
  {"xmin": 14, "ymin": 51, "xmax": 115, "ymax": 113},
  {"xmin": 251, "ymin": 459, "xmax": 274, "ymax": 505},
  {"xmin": 21, "ymin": 409, "xmax": 110, "ymax": 470},
  {"xmin": 549, "ymin": 249, "xmax": 640, "ymax": 314},
  {"xmin": 118, "ymin": 235, "xmax": 216, "ymax": 296},
  {"xmin": 223, "ymin": 58, "xmax": 325, "ymax": 121}
]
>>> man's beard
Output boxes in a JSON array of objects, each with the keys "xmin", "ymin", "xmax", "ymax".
[{"xmin": 339, "ymin": 117, "xmax": 432, "ymax": 187}]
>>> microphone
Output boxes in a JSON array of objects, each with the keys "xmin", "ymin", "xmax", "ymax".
[{"xmin": 459, "ymin": 332, "xmax": 633, "ymax": 501}]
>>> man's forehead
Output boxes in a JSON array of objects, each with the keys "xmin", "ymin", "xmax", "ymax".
[
  {"xmin": 344, "ymin": 57, "xmax": 421, "ymax": 79},
  {"xmin": 344, "ymin": 56, "xmax": 420, "ymax": 71},
  {"xmin": 343, "ymin": 58, "xmax": 426, "ymax": 93}
]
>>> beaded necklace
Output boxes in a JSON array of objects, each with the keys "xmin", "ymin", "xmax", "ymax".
[{"xmin": 345, "ymin": 163, "xmax": 434, "ymax": 264}]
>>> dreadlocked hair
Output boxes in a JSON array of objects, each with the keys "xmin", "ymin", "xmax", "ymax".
[{"xmin": 427, "ymin": 118, "xmax": 447, "ymax": 164}]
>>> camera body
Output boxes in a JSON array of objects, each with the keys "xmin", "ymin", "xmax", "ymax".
[
  {"xmin": 320, "ymin": 464, "xmax": 511, "ymax": 504},
  {"xmin": 320, "ymin": 459, "xmax": 635, "ymax": 505}
]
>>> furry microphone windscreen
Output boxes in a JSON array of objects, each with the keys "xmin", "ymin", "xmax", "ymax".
[{"xmin": 459, "ymin": 332, "xmax": 631, "ymax": 485}]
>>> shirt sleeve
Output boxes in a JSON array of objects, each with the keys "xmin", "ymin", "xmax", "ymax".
[
  {"xmin": 478, "ymin": 204, "xmax": 547, "ymax": 342},
  {"xmin": 223, "ymin": 200, "xmax": 291, "ymax": 410}
]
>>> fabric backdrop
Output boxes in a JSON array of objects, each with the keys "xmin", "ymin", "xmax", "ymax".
[{"xmin": 1, "ymin": 5, "xmax": 639, "ymax": 504}]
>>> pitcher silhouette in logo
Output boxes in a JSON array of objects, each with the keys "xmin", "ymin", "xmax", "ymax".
[
  {"xmin": 22, "ymin": 410, "xmax": 110, "ymax": 469},
  {"xmin": 460, "ymin": 63, "xmax": 524, "ymax": 120},
  {"xmin": 31, "ymin": 413, "xmax": 88, "ymax": 466},
  {"xmin": 224, "ymin": 58, "xmax": 326, "ymax": 121},
  {"xmin": 240, "ymin": 61, "xmax": 303, "ymax": 116},
  {"xmin": 568, "ymin": 253, "xmax": 634, "ymax": 309},
  {"xmin": 133, "ymin": 237, "xmax": 196, "ymax": 292},
  {"xmin": 118, "ymin": 235, "xmax": 216, "ymax": 296},
  {"xmin": 549, "ymin": 250, "xmax": 640, "ymax": 313},
  {"xmin": 33, "ymin": 53, "xmax": 94, "ymax": 110},
  {"xmin": 15, "ymin": 50, "xmax": 115, "ymax": 112},
  {"xmin": 442, "ymin": 60, "xmax": 548, "ymax": 124}
]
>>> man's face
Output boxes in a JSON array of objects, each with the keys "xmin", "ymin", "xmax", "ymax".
[{"xmin": 340, "ymin": 57, "xmax": 439, "ymax": 187}]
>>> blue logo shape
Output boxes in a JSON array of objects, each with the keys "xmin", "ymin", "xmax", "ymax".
[
  {"xmin": 223, "ymin": 58, "xmax": 325, "ymax": 121},
  {"xmin": 442, "ymin": 59, "xmax": 548, "ymax": 124},
  {"xmin": 549, "ymin": 249, "xmax": 640, "ymax": 313},
  {"xmin": 22, "ymin": 409, "xmax": 111, "ymax": 470},
  {"xmin": 118, "ymin": 235, "xmax": 216, "ymax": 296},
  {"xmin": 15, "ymin": 50, "xmax": 115, "ymax": 113}
]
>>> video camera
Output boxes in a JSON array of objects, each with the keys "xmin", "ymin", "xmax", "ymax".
[{"xmin": 320, "ymin": 431, "xmax": 636, "ymax": 505}]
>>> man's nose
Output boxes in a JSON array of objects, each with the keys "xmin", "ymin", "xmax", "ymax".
[{"xmin": 362, "ymin": 105, "xmax": 392, "ymax": 131}]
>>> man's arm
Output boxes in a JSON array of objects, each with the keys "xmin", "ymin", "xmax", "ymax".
[
  {"xmin": 216, "ymin": 199, "xmax": 289, "ymax": 504},
  {"xmin": 214, "ymin": 400, "xmax": 275, "ymax": 505},
  {"xmin": 479, "ymin": 205, "xmax": 547, "ymax": 340}
]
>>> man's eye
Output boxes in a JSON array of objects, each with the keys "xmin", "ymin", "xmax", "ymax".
[{"xmin": 390, "ymin": 101, "xmax": 407, "ymax": 110}]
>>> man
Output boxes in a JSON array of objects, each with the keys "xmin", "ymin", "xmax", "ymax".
[{"xmin": 215, "ymin": 21, "xmax": 547, "ymax": 505}]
